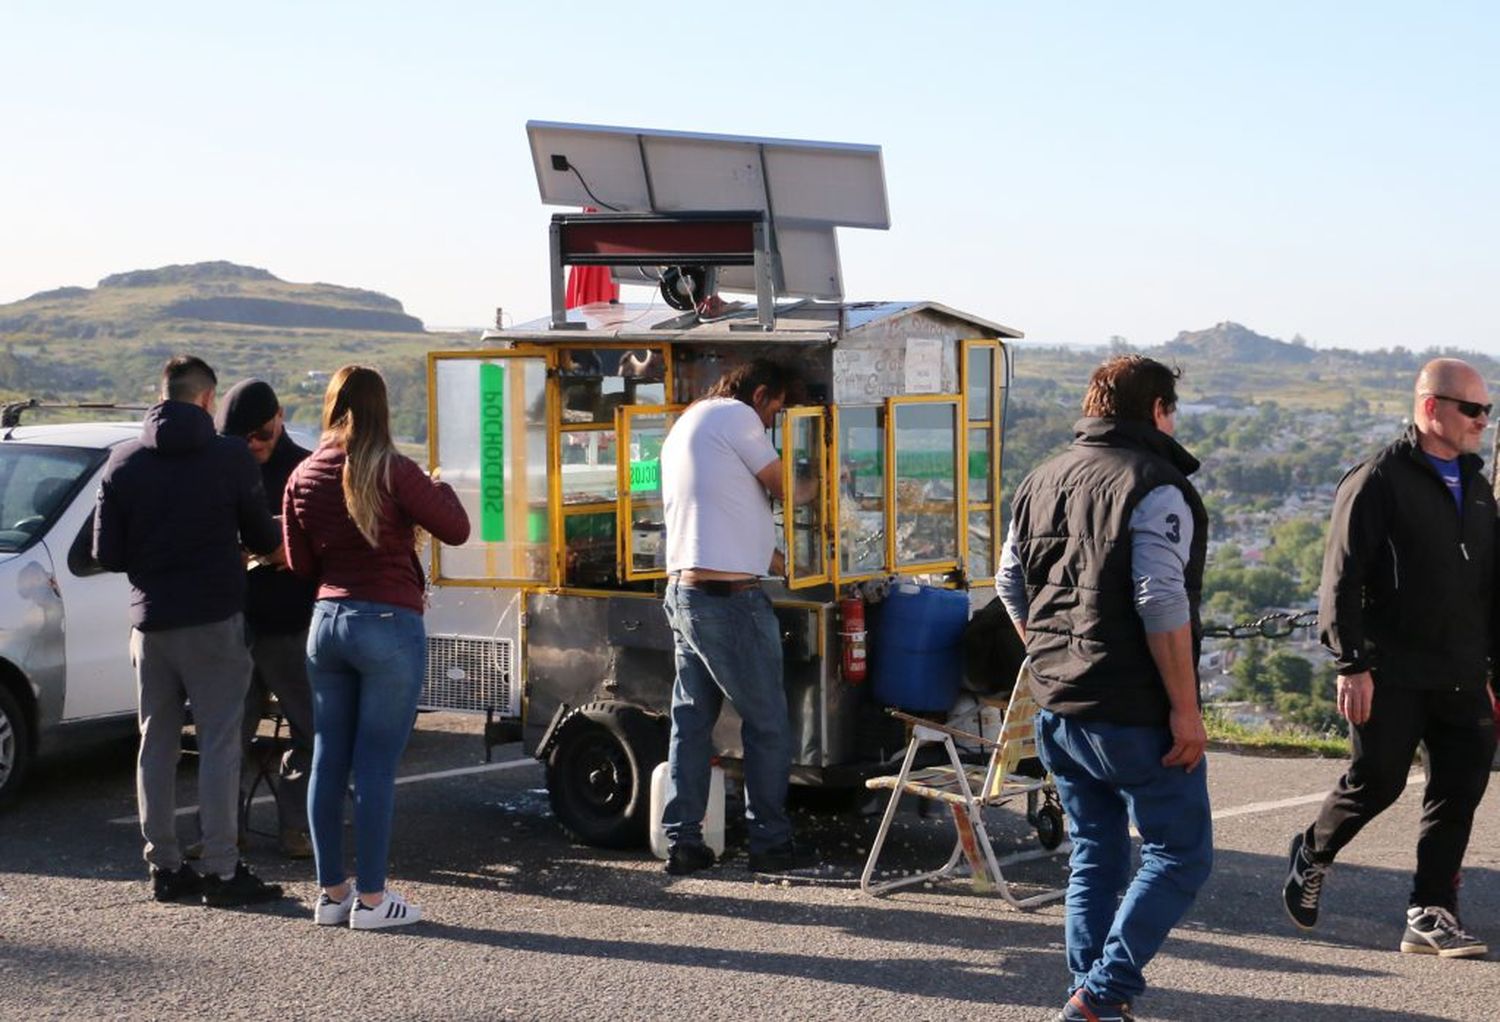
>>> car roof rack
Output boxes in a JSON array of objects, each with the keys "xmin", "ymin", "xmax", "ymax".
[{"xmin": 2, "ymin": 399, "xmax": 149, "ymax": 438}]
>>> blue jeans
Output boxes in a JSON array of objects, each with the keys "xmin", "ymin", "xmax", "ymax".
[
  {"xmin": 662, "ymin": 582, "xmax": 792, "ymax": 853},
  {"xmin": 1034, "ymin": 709, "xmax": 1213, "ymax": 1005},
  {"xmin": 305, "ymin": 599, "xmax": 427, "ymax": 893}
]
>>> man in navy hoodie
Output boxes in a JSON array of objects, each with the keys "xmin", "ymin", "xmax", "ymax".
[{"xmin": 95, "ymin": 355, "xmax": 285, "ymax": 907}]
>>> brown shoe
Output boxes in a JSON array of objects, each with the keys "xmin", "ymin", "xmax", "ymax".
[{"xmin": 279, "ymin": 829, "xmax": 313, "ymax": 859}]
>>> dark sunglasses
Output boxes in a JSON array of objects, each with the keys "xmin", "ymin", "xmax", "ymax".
[
  {"xmin": 244, "ymin": 426, "xmax": 276, "ymax": 443},
  {"xmin": 1427, "ymin": 394, "xmax": 1493, "ymax": 419}
]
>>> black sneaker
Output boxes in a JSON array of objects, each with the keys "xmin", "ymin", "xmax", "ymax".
[
  {"xmin": 664, "ymin": 843, "xmax": 716, "ymax": 876},
  {"xmin": 201, "ymin": 861, "xmax": 284, "ymax": 907},
  {"xmin": 1059, "ymin": 988, "xmax": 1135, "ymax": 1021},
  {"xmin": 1400, "ymin": 906, "xmax": 1488, "ymax": 958},
  {"xmin": 1283, "ymin": 829, "xmax": 1329, "ymax": 930},
  {"xmin": 747, "ymin": 839, "xmax": 818, "ymax": 874},
  {"xmin": 150, "ymin": 863, "xmax": 203, "ymax": 903}
]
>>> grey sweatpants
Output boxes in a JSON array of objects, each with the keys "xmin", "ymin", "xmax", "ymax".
[{"xmin": 132, "ymin": 614, "xmax": 252, "ymax": 878}]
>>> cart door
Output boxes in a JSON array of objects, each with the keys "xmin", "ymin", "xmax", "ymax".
[
  {"xmin": 616, "ymin": 404, "xmax": 682, "ymax": 581},
  {"xmin": 886, "ymin": 395, "xmax": 963, "ymax": 575},
  {"xmin": 830, "ymin": 404, "xmax": 887, "ymax": 584},
  {"xmin": 428, "ymin": 352, "xmax": 554, "ymax": 585},
  {"xmin": 781, "ymin": 406, "xmax": 830, "ymax": 589}
]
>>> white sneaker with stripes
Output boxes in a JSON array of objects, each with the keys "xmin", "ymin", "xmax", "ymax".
[
  {"xmin": 314, "ymin": 888, "xmax": 356, "ymax": 926},
  {"xmin": 350, "ymin": 890, "xmax": 422, "ymax": 930}
]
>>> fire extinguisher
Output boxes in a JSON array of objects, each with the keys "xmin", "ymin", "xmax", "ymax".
[{"xmin": 840, "ymin": 595, "xmax": 868, "ymax": 683}]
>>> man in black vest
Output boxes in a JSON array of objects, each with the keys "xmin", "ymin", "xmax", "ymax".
[
  {"xmin": 997, "ymin": 355, "xmax": 1211, "ymax": 1022},
  {"xmin": 1283, "ymin": 358, "xmax": 1495, "ymax": 958}
]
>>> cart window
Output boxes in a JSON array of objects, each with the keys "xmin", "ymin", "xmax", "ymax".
[
  {"xmin": 891, "ymin": 399, "xmax": 960, "ymax": 571},
  {"xmin": 963, "ymin": 339, "xmax": 1006, "ymax": 583},
  {"xmin": 617, "ymin": 406, "xmax": 679, "ymax": 580},
  {"xmin": 560, "ymin": 429, "xmax": 618, "ymax": 505},
  {"xmin": 836, "ymin": 406, "xmax": 885, "ymax": 578},
  {"xmin": 557, "ymin": 347, "xmax": 667, "ymax": 425},
  {"xmin": 431, "ymin": 355, "xmax": 551, "ymax": 583},
  {"xmin": 783, "ymin": 408, "xmax": 829, "ymax": 588},
  {"xmin": 563, "ymin": 510, "xmax": 618, "ymax": 588}
]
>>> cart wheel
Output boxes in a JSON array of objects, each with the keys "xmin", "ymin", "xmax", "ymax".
[
  {"xmin": 1034, "ymin": 802, "xmax": 1065, "ymax": 851},
  {"xmin": 0, "ymin": 684, "xmax": 33, "ymax": 806},
  {"xmin": 545, "ymin": 702, "xmax": 665, "ymax": 849}
]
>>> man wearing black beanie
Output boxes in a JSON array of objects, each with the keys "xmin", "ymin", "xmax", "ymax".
[{"xmin": 217, "ymin": 379, "xmax": 317, "ymax": 859}]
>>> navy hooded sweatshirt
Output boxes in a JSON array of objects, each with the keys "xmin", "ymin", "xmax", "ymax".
[{"xmin": 94, "ymin": 400, "xmax": 280, "ymax": 631}]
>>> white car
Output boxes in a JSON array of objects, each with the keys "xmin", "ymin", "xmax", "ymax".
[{"xmin": 0, "ymin": 420, "xmax": 141, "ymax": 803}]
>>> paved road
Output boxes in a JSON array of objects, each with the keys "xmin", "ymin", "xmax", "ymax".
[{"xmin": 2, "ymin": 715, "xmax": 1497, "ymax": 1021}]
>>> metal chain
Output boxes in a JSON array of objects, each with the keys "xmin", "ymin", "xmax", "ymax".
[{"xmin": 1201, "ymin": 609, "xmax": 1318, "ymax": 640}]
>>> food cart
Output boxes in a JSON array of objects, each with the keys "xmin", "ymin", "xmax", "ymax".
[{"xmin": 417, "ymin": 123, "xmax": 1021, "ymax": 848}]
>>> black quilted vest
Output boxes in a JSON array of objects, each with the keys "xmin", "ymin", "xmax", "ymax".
[{"xmin": 1012, "ymin": 417, "xmax": 1209, "ymax": 725}]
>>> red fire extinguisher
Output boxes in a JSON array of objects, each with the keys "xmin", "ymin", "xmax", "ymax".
[{"xmin": 840, "ymin": 595, "xmax": 868, "ymax": 683}]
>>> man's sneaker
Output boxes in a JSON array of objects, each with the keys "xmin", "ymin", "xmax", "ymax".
[
  {"xmin": 150, "ymin": 863, "xmax": 203, "ymax": 903},
  {"xmin": 201, "ymin": 861, "xmax": 284, "ymax": 907},
  {"xmin": 747, "ymin": 839, "xmax": 818, "ymax": 874},
  {"xmin": 1283, "ymin": 829, "xmax": 1329, "ymax": 930},
  {"xmin": 350, "ymin": 890, "xmax": 422, "ymax": 930},
  {"xmin": 1059, "ymin": 988, "xmax": 1136, "ymax": 1021},
  {"xmin": 1400, "ymin": 906, "xmax": 1488, "ymax": 958},
  {"xmin": 664, "ymin": 842, "xmax": 716, "ymax": 876},
  {"xmin": 314, "ymin": 888, "xmax": 356, "ymax": 926}
]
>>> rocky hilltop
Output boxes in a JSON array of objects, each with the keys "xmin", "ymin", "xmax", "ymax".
[
  {"xmin": 1, "ymin": 260, "xmax": 424, "ymax": 339},
  {"xmin": 1158, "ymin": 321, "xmax": 1318, "ymax": 364}
]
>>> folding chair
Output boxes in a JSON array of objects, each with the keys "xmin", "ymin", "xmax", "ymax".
[{"xmin": 860, "ymin": 674, "xmax": 1067, "ymax": 907}]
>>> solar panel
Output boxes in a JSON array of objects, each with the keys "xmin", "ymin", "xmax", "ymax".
[{"xmin": 526, "ymin": 121, "xmax": 890, "ymax": 301}]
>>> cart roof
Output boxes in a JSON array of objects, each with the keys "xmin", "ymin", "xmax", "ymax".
[{"xmin": 494, "ymin": 301, "xmax": 1023, "ymax": 345}]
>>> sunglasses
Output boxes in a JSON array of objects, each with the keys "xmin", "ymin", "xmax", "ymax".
[
  {"xmin": 1427, "ymin": 394, "xmax": 1493, "ymax": 419},
  {"xmin": 244, "ymin": 426, "xmax": 277, "ymax": 443}
]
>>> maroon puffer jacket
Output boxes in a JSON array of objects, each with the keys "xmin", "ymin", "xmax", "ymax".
[{"xmin": 283, "ymin": 445, "xmax": 470, "ymax": 613}]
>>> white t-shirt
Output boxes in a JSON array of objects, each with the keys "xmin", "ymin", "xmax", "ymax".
[{"xmin": 661, "ymin": 397, "xmax": 779, "ymax": 575}]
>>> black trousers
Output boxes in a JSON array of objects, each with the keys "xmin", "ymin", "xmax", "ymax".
[{"xmin": 1310, "ymin": 681, "xmax": 1495, "ymax": 910}]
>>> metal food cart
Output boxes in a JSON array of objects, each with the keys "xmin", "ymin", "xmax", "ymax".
[{"xmin": 416, "ymin": 122, "xmax": 1021, "ymax": 848}]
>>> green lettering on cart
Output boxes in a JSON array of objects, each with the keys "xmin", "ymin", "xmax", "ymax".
[{"xmin": 479, "ymin": 363, "xmax": 505, "ymax": 541}]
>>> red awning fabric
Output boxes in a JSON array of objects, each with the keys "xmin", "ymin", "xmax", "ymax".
[{"xmin": 565, "ymin": 206, "xmax": 620, "ymax": 308}]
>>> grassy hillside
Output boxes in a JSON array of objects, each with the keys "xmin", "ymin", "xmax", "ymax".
[{"xmin": 0, "ymin": 262, "xmax": 481, "ymax": 439}]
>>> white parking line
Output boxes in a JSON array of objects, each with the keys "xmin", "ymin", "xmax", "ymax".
[
  {"xmin": 107, "ymin": 758, "xmax": 538, "ymax": 825},
  {"xmin": 1210, "ymin": 770, "xmax": 1421, "ymax": 824}
]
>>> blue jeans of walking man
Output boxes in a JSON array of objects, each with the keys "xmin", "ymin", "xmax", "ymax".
[
  {"xmin": 662, "ymin": 582, "xmax": 792, "ymax": 853},
  {"xmin": 1035, "ymin": 709, "xmax": 1214, "ymax": 1005}
]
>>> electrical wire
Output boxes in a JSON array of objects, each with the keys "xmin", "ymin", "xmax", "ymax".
[{"xmin": 567, "ymin": 163, "xmax": 620, "ymax": 212}]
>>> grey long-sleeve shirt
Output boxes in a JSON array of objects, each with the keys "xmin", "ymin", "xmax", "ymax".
[{"xmin": 995, "ymin": 483, "xmax": 1193, "ymax": 634}]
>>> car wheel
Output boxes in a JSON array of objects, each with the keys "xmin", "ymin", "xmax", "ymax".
[
  {"xmin": 545, "ymin": 703, "xmax": 666, "ymax": 849},
  {"xmin": 0, "ymin": 686, "xmax": 33, "ymax": 806}
]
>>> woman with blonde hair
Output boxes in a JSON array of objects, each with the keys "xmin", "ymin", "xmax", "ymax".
[{"xmin": 283, "ymin": 365, "xmax": 469, "ymax": 929}]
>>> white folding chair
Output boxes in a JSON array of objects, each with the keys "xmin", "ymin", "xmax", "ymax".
[{"xmin": 860, "ymin": 675, "xmax": 1066, "ymax": 908}]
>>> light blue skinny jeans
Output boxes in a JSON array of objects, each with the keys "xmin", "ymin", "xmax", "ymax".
[
  {"xmin": 662, "ymin": 581, "xmax": 793, "ymax": 854},
  {"xmin": 1034, "ymin": 708, "xmax": 1214, "ymax": 1006},
  {"xmin": 305, "ymin": 598, "xmax": 426, "ymax": 893}
]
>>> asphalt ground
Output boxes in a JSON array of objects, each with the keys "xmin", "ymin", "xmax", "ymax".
[{"xmin": 2, "ymin": 714, "xmax": 1497, "ymax": 1021}]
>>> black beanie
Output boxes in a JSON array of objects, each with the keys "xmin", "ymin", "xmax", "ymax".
[{"xmin": 216, "ymin": 379, "xmax": 281, "ymax": 436}]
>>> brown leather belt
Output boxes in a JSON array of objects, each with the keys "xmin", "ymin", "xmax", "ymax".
[{"xmin": 671, "ymin": 574, "xmax": 760, "ymax": 596}]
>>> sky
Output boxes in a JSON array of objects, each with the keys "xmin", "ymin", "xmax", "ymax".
[{"xmin": 3, "ymin": 1, "xmax": 1497, "ymax": 352}]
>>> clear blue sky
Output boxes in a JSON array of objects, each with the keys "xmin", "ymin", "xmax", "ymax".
[{"xmin": 4, "ymin": 1, "xmax": 1497, "ymax": 351}]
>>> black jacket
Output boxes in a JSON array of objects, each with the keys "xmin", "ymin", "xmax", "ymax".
[
  {"xmin": 94, "ymin": 400, "xmax": 280, "ymax": 631},
  {"xmin": 244, "ymin": 431, "xmax": 317, "ymax": 635},
  {"xmin": 1318, "ymin": 426, "xmax": 1497, "ymax": 689},
  {"xmin": 1012, "ymin": 417, "xmax": 1209, "ymax": 725}
]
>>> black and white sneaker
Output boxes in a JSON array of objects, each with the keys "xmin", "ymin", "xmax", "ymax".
[
  {"xmin": 1283, "ymin": 829, "xmax": 1329, "ymax": 930},
  {"xmin": 1400, "ymin": 906, "xmax": 1487, "ymax": 958},
  {"xmin": 350, "ymin": 890, "xmax": 422, "ymax": 930}
]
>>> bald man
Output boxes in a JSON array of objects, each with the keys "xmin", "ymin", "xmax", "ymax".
[{"xmin": 1283, "ymin": 358, "xmax": 1497, "ymax": 958}]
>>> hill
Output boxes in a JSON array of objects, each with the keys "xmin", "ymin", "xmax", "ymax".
[
  {"xmin": 0, "ymin": 261, "xmax": 478, "ymax": 439},
  {"xmin": 1159, "ymin": 321, "xmax": 1318, "ymax": 365}
]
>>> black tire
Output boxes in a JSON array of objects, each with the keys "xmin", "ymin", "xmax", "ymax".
[
  {"xmin": 0, "ymin": 685, "xmax": 33, "ymax": 807},
  {"xmin": 545, "ymin": 702, "xmax": 666, "ymax": 849},
  {"xmin": 1035, "ymin": 802, "xmax": 1065, "ymax": 851}
]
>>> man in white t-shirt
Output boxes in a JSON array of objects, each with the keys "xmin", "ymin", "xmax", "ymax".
[{"xmin": 658, "ymin": 358, "xmax": 815, "ymax": 876}]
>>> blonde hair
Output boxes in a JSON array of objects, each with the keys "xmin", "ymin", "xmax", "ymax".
[{"xmin": 321, "ymin": 365, "xmax": 395, "ymax": 547}]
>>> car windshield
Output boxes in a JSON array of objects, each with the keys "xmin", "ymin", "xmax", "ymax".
[{"xmin": 0, "ymin": 444, "xmax": 101, "ymax": 553}]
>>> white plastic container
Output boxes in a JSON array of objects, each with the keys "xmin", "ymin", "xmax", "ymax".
[{"xmin": 649, "ymin": 760, "xmax": 725, "ymax": 860}]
